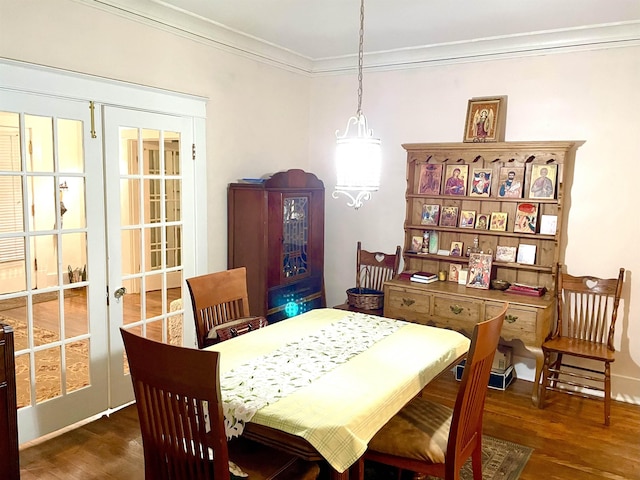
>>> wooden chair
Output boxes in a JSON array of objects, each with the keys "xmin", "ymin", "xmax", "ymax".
[
  {"xmin": 539, "ymin": 265, "xmax": 625, "ymax": 425},
  {"xmin": 186, "ymin": 267, "xmax": 267, "ymax": 349},
  {"xmin": 360, "ymin": 303, "xmax": 508, "ymax": 480},
  {"xmin": 120, "ymin": 328, "xmax": 320, "ymax": 480},
  {"xmin": 334, "ymin": 242, "xmax": 401, "ymax": 314}
]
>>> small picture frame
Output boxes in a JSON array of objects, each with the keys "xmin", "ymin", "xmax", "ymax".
[
  {"xmin": 514, "ymin": 203, "xmax": 539, "ymax": 234},
  {"xmin": 540, "ymin": 214, "xmax": 558, "ymax": 235},
  {"xmin": 463, "ymin": 96, "xmax": 507, "ymax": 143},
  {"xmin": 459, "ymin": 210, "xmax": 476, "ymax": 228},
  {"xmin": 469, "ymin": 168, "xmax": 492, "ymax": 197},
  {"xmin": 439, "ymin": 206, "xmax": 459, "ymax": 227},
  {"xmin": 421, "ymin": 204, "xmax": 440, "ymax": 225},
  {"xmin": 517, "ymin": 244, "xmax": 537, "ymax": 265},
  {"xmin": 467, "ymin": 253, "xmax": 493, "ymax": 289},
  {"xmin": 449, "ymin": 263, "xmax": 462, "ymax": 283},
  {"xmin": 443, "ymin": 164, "xmax": 469, "ymax": 196},
  {"xmin": 410, "ymin": 235, "xmax": 424, "ymax": 252},
  {"xmin": 450, "ymin": 241, "xmax": 464, "ymax": 257},
  {"xmin": 489, "ymin": 212, "xmax": 508, "ymax": 232},
  {"xmin": 497, "ymin": 166, "xmax": 524, "ymax": 198},
  {"xmin": 528, "ymin": 164, "xmax": 557, "ymax": 199},
  {"xmin": 418, "ymin": 163, "xmax": 443, "ymax": 195},
  {"xmin": 475, "ymin": 213, "xmax": 490, "ymax": 230},
  {"xmin": 495, "ymin": 245, "xmax": 517, "ymax": 263}
]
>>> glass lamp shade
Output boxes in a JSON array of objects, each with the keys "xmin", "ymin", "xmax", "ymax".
[{"xmin": 333, "ymin": 115, "xmax": 382, "ymax": 209}]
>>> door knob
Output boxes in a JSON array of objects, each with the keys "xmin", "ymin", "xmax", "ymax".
[{"xmin": 114, "ymin": 287, "xmax": 127, "ymax": 301}]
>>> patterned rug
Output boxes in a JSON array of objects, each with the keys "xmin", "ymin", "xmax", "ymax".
[{"xmin": 365, "ymin": 436, "xmax": 532, "ymax": 480}]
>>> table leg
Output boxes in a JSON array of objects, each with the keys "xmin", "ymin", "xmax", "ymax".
[{"xmin": 529, "ymin": 345, "xmax": 544, "ymax": 406}]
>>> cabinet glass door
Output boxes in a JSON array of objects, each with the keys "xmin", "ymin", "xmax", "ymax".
[{"xmin": 282, "ymin": 196, "xmax": 309, "ymax": 280}]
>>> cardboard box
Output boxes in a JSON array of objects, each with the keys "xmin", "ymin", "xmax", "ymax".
[
  {"xmin": 492, "ymin": 345, "xmax": 513, "ymax": 373},
  {"xmin": 454, "ymin": 360, "xmax": 514, "ymax": 390}
]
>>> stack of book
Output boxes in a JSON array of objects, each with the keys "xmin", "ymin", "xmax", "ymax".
[
  {"xmin": 410, "ymin": 271, "xmax": 438, "ymax": 284},
  {"xmin": 505, "ymin": 283, "xmax": 547, "ymax": 297}
]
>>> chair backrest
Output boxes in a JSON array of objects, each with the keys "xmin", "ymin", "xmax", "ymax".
[
  {"xmin": 356, "ymin": 242, "xmax": 402, "ymax": 291},
  {"xmin": 555, "ymin": 264, "xmax": 625, "ymax": 350},
  {"xmin": 186, "ymin": 267, "xmax": 251, "ymax": 349},
  {"xmin": 447, "ymin": 303, "xmax": 507, "ymax": 477},
  {"xmin": 121, "ymin": 328, "xmax": 230, "ymax": 480}
]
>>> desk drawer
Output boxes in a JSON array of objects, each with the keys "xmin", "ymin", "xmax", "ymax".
[
  {"xmin": 384, "ymin": 286, "xmax": 430, "ymax": 324},
  {"xmin": 433, "ymin": 295, "xmax": 481, "ymax": 330},
  {"xmin": 486, "ymin": 302, "xmax": 537, "ymax": 344}
]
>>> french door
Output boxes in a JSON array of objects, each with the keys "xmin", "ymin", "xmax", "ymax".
[
  {"xmin": 103, "ymin": 106, "xmax": 194, "ymax": 408},
  {"xmin": 0, "ymin": 92, "xmax": 109, "ymax": 443},
  {"xmin": 0, "ymin": 74, "xmax": 201, "ymax": 443}
]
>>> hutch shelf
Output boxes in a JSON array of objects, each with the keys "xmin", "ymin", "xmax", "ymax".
[{"xmin": 383, "ymin": 141, "xmax": 583, "ymax": 404}]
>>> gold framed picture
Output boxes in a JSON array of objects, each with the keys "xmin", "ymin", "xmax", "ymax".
[
  {"xmin": 489, "ymin": 212, "xmax": 508, "ymax": 231},
  {"xmin": 463, "ymin": 96, "xmax": 507, "ymax": 143},
  {"xmin": 528, "ymin": 164, "xmax": 557, "ymax": 199}
]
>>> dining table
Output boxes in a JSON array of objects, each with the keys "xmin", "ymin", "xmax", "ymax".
[{"xmin": 207, "ymin": 307, "xmax": 470, "ymax": 479}]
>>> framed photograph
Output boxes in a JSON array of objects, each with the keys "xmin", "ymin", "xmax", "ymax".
[
  {"xmin": 459, "ymin": 210, "xmax": 476, "ymax": 228},
  {"xmin": 467, "ymin": 253, "xmax": 493, "ymax": 289},
  {"xmin": 463, "ymin": 96, "xmax": 507, "ymax": 143},
  {"xmin": 443, "ymin": 164, "xmax": 468, "ymax": 196},
  {"xmin": 514, "ymin": 203, "xmax": 539, "ymax": 234},
  {"xmin": 528, "ymin": 164, "xmax": 557, "ymax": 199},
  {"xmin": 489, "ymin": 211, "xmax": 508, "ymax": 231},
  {"xmin": 517, "ymin": 244, "xmax": 537, "ymax": 265},
  {"xmin": 469, "ymin": 168, "xmax": 492, "ymax": 197},
  {"xmin": 439, "ymin": 206, "xmax": 459, "ymax": 227},
  {"xmin": 418, "ymin": 163, "xmax": 443, "ymax": 195},
  {"xmin": 495, "ymin": 245, "xmax": 517, "ymax": 263},
  {"xmin": 450, "ymin": 241, "xmax": 464, "ymax": 257},
  {"xmin": 540, "ymin": 214, "xmax": 558, "ymax": 235},
  {"xmin": 497, "ymin": 166, "xmax": 524, "ymax": 198},
  {"xmin": 475, "ymin": 213, "xmax": 490, "ymax": 230},
  {"xmin": 449, "ymin": 263, "xmax": 462, "ymax": 283},
  {"xmin": 421, "ymin": 204, "xmax": 440, "ymax": 225},
  {"xmin": 410, "ymin": 235, "xmax": 423, "ymax": 253}
]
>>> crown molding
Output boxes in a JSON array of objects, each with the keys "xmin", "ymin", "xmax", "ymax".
[{"xmin": 76, "ymin": 1, "xmax": 640, "ymax": 76}]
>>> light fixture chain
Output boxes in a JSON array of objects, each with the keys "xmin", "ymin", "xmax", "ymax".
[{"xmin": 356, "ymin": 0, "xmax": 365, "ymax": 117}]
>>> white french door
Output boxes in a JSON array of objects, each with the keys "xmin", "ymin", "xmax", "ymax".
[
  {"xmin": 102, "ymin": 106, "xmax": 195, "ymax": 408},
  {"xmin": 0, "ymin": 92, "xmax": 109, "ymax": 443}
]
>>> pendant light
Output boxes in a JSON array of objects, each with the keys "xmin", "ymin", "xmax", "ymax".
[{"xmin": 333, "ymin": 0, "xmax": 381, "ymax": 209}]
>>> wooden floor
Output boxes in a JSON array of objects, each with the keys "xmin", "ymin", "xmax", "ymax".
[{"xmin": 19, "ymin": 374, "xmax": 640, "ymax": 480}]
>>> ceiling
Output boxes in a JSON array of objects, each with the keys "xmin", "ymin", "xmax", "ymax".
[{"xmin": 90, "ymin": 0, "xmax": 640, "ymax": 72}]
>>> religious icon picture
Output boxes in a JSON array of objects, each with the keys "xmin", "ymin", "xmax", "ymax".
[
  {"xmin": 443, "ymin": 164, "xmax": 468, "ymax": 196},
  {"xmin": 421, "ymin": 204, "xmax": 440, "ymax": 226},
  {"xmin": 449, "ymin": 263, "xmax": 462, "ymax": 283},
  {"xmin": 497, "ymin": 166, "xmax": 524, "ymax": 198},
  {"xmin": 439, "ymin": 206, "xmax": 459, "ymax": 227},
  {"xmin": 489, "ymin": 211, "xmax": 508, "ymax": 232},
  {"xmin": 418, "ymin": 163, "xmax": 443, "ymax": 195},
  {"xmin": 513, "ymin": 203, "xmax": 539, "ymax": 234},
  {"xmin": 463, "ymin": 96, "xmax": 507, "ymax": 143},
  {"xmin": 459, "ymin": 210, "xmax": 476, "ymax": 228},
  {"xmin": 410, "ymin": 235, "xmax": 423, "ymax": 252},
  {"xmin": 466, "ymin": 253, "xmax": 493, "ymax": 289},
  {"xmin": 450, "ymin": 241, "xmax": 464, "ymax": 257},
  {"xmin": 475, "ymin": 213, "xmax": 490, "ymax": 230},
  {"xmin": 528, "ymin": 164, "xmax": 557, "ymax": 199},
  {"xmin": 469, "ymin": 168, "xmax": 492, "ymax": 197}
]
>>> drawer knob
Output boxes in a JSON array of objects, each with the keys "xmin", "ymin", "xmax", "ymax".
[
  {"xmin": 402, "ymin": 298, "xmax": 415, "ymax": 306},
  {"xmin": 450, "ymin": 305, "xmax": 463, "ymax": 315},
  {"xmin": 505, "ymin": 314, "xmax": 518, "ymax": 323}
]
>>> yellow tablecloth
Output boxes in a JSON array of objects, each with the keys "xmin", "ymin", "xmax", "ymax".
[{"xmin": 208, "ymin": 308, "xmax": 470, "ymax": 473}]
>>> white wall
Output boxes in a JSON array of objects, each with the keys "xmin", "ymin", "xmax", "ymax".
[
  {"xmin": 310, "ymin": 47, "xmax": 640, "ymax": 401},
  {"xmin": 1, "ymin": 0, "xmax": 639, "ymax": 402}
]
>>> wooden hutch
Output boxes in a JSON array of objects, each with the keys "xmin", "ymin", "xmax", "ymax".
[{"xmin": 383, "ymin": 141, "xmax": 582, "ymax": 404}]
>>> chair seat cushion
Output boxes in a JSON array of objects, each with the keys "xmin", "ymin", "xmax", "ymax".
[
  {"xmin": 368, "ymin": 396, "xmax": 452, "ymax": 464},
  {"xmin": 542, "ymin": 337, "xmax": 615, "ymax": 361},
  {"xmin": 207, "ymin": 316, "xmax": 268, "ymax": 342}
]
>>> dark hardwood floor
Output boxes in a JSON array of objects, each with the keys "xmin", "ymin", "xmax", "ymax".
[{"xmin": 19, "ymin": 374, "xmax": 640, "ymax": 480}]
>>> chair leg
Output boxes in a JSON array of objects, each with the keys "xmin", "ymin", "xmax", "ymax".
[
  {"xmin": 604, "ymin": 362, "xmax": 611, "ymax": 426},
  {"xmin": 539, "ymin": 351, "xmax": 552, "ymax": 408},
  {"xmin": 471, "ymin": 442, "xmax": 483, "ymax": 479},
  {"xmin": 549, "ymin": 353, "xmax": 562, "ymax": 389}
]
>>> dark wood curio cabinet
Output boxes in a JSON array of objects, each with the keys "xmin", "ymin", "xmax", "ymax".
[
  {"xmin": 0, "ymin": 324, "xmax": 19, "ymax": 480},
  {"xmin": 228, "ymin": 169, "xmax": 325, "ymax": 323}
]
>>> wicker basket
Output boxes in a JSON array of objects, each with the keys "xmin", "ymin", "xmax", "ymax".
[{"xmin": 346, "ymin": 287, "xmax": 384, "ymax": 310}]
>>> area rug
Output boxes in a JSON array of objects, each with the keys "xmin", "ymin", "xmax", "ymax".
[{"xmin": 365, "ymin": 435, "xmax": 532, "ymax": 480}]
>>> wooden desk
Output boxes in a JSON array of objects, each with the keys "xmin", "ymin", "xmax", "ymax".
[{"xmin": 208, "ymin": 308, "xmax": 469, "ymax": 479}]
